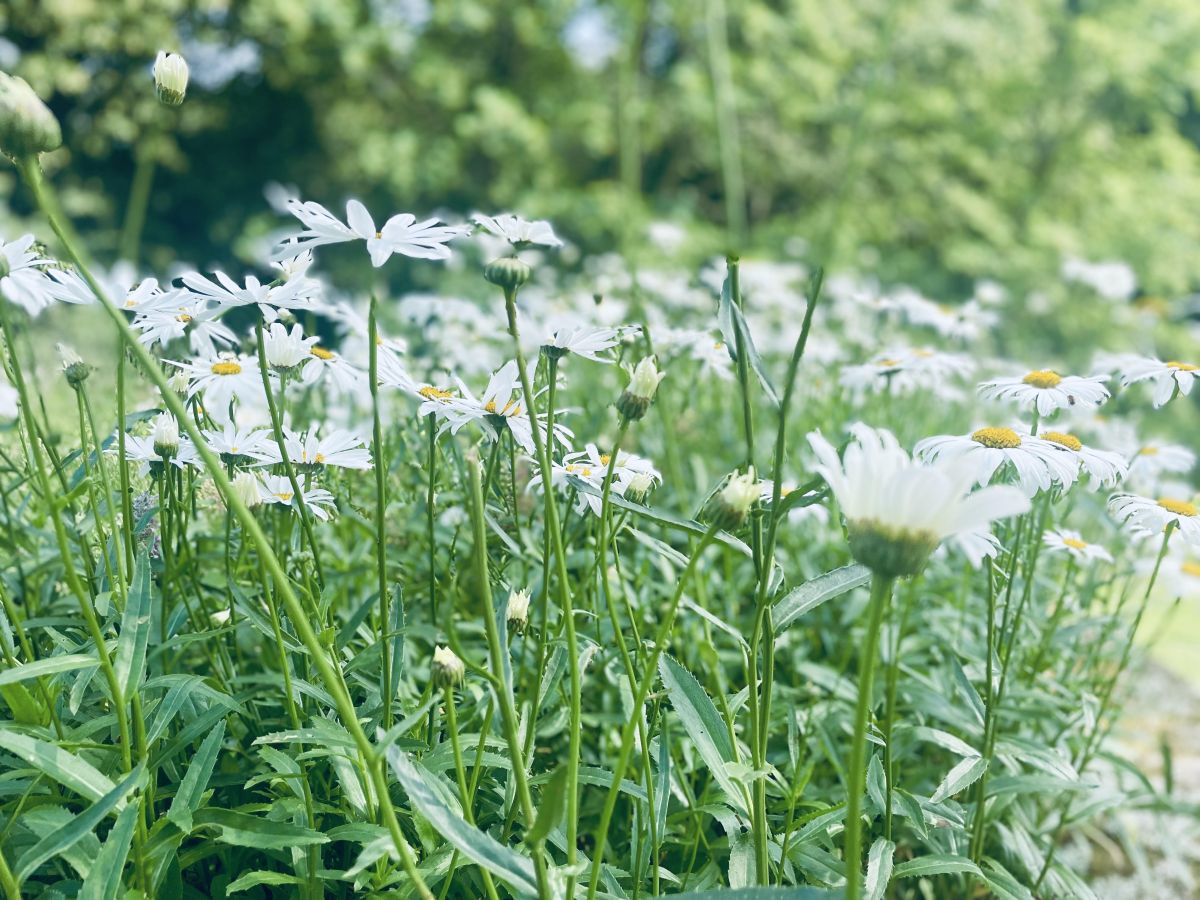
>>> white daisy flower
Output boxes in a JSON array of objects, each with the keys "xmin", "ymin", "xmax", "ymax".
[
  {"xmin": 448, "ymin": 360, "xmax": 572, "ymax": 454},
  {"xmin": 808, "ymin": 424, "xmax": 1030, "ymax": 574},
  {"xmin": 839, "ymin": 347, "xmax": 973, "ymax": 398},
  {"xmin": 202, "ymin": 422, "xmax": 274, "ymax": 463},
  {"xmin": 472, "ymin": 213, "xmax": 563, "ymax": 248},
  {"xmin": 115, "ymin": 433, "xmax": 201, "ymax": 474},
  {"xmin": 179, "ymin": 270, "xmax": 310, "ymax": 317},
  {"xmin": 977, "ymin": 369, "xmax": 1110, "ymax": 416},
  {"xmin": 263, "ymin": 322, "xmax": 319, "ymax": 371},
  {"xmin": 274, "ymin": 198, "xmax": 467, "ymax": 266},
  {"xmin": 0, "ymin": 234, "xmax": 68, "ymax": 316},
  {"xmin": 1036, "ymin": 429, "xmax": 1129, "ymax": 489},
  {"xmin": 562, "ymin": 443, "xmax": 661, "ymax": 493},
  {"xmin": 541, "ymin": 322, "xmax": 636, "ymax": 363},
  {"xmin": 1148, "ymin": 552, "xmax": 1200, "ymax": 599},
  {"xmin": 266, "ymin": 427, "xmax": 373, "ymax": 470},
  {"xmin": 1117, "ymin": 356, "xmax": 1199, "ymax": 408},
  {"xmin": 169, "ymin": 353, "xmax": 266, "ymax": 418},
  {"xmin": 1128, "ymin": 443, "xmax": 1196, "ymax": 483},
  {"xmin": 1043, "ymin": 529, "xmax": 1113, "ymax": 564},
  {"xmin": 1109, "ymin": 493, "xmax": 1200, "ymax": 547},
  {"xmin": 298, "ymin": 343, "xmax": 364, "ymax": 396},
  {"xmin": 256, "ymin": 473, "xmax": 337, "ymax": 521},
  {"xmin": 915, "ymin": 426, "xmax": 1079, "ymax": 496}
]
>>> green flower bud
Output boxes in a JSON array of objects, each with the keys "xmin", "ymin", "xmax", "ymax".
[
  {"xmin": 153, "ymin": 52, "xmax": 189, "ymax": 107},
  {"xmin": 432, "ymin": 645, "xmax": 465, "ymax": 688},
  {"xmin": 847, "ymin": 522, "xmax": 938, "ymax": 579},
  {"xmin": 484, "ymin": 256, "xmax": 531, "ymax": 291},
  {"xmin": 0, "ymin": 73, "xmax": 62, "ymax": 159}
]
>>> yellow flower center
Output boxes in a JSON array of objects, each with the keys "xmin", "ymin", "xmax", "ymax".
[
  {"xmin": 315, "ymin": 453, "xmax": 326, "ymax": 464},
  {"xmin": 1062, "ymin": 537, "xmax": 1088, "ymax": 551},
  {"xmin": 876, "ymin": 358, "xmax": 902, "ymax": 368},
  {"xmin": 1166, "ymin": 361, "xmax": 1197, "ymax": 372},
  {"xmin": 176, "ymin": 313, "xmax": 192, "ymax": 323},
  {"xmin": 1041, "ymin": 431, "xmax": 1082, "ymax": 451},
  {"xmin": 971, "ymin": 426, "xmax": 1021, "ymax": 449},
  {"xmin": 274, "ymin": 491, "xmax": 294, "ymax": 502},
  {"xmin": 211, "ymin": 361, "xmax": 242, "ymax": 376},
  {"xmin": 1139, "ymin": 446, "xmax": 1159, "ymax": 456},
  {"xmin": 418, "ymin": 386, "xmax": 453, "ymax": 401},
  {"xmin": 565, "ymin": 464, "xmax": 593, "ymax": 477},
  {"xmin": 484, "ymin": 399, "xmax": 521, "ymax": 416},
  {"xmin": 1158, "ymin": 498, "xmax": 1198, "ymax": 517},
  {"xmin": 310, "ymin": 346, "xmax": 335, "ymax": 361},
  {"xmin": 1022, "ymin": 370, "xmax": 1062, "ymax": 389},
  {"xmin": 1182, "ymin": 561, "xmax": 1200, "ymax": 578},
  {"xmin": 599, "ymin": 454, "xmax": 612, "ymax": 465}
]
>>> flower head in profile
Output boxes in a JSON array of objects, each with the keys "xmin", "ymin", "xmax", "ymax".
[
  {"xmin": 0, "ymin": 73, "xmax": 61, "ymax": 158},
  {"xmin": 472, "ymin": 213, "xmax": 563, "ymax": 249},
  {"xmin": 432, "ymin": 645, "xmax": 465, "ymax": 687},
  {"xmin": 153, "ymin": 51, "xmax": 189, "ymax": 106},
  {"xmin": 1116, "ymin": 356, "xmax": 1199, "ymax": 408},
  {"xmin": 1036, "ymin": 428, "xmax": 1128, "ymax": 490},
  {"xmin": 274, "ymin": 199, "xmax": 467, "ymax": 267},
  {"xmin": 256, "ymin": 473, "xmax": 337, "ymax": 521},
  {"xmin": 703, "ymin": 469, "xmax": 761, "ymax": 531},
  {"xmin": 810, "ymin": 424, "xmax": 1030, "ymax": 577},
  {"xmin": 1109, "ymin": 493, "xmax": 1200, "ymax": 547},
  {"xmin": 506, "ymin": 588, "xmax": 532, "ymax": 634},
  {"xmin": 1043, "ymin": 529, "xmax": 1112, "ymax": 564},
  {"xmin": 977, "ymin": 369, "xmax": 1110, "ymax": 416}
]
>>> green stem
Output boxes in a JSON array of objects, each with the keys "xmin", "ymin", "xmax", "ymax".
[
  {"xmin": 844, "ymin": 574, "xmax": 893, "ymax": 900},
  {"xmin": 367, "ymin": 297, "xmax": 393, "ymax": 728}
]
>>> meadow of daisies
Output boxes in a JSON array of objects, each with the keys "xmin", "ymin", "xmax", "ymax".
[{"xmin": 2, "ymin": 69, "xmax": 1200, "ymax": 900}]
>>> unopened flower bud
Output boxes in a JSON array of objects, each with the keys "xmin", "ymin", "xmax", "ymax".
[
  {"xmin": 153, "ymin": 52, "xmax": 189, "ymax": 107},
  {"xmin": 57, "ymin": 343, "xmax": 90, "ymax": 387},
  {"xmin": 616, "ymin": 357, "xmax": 665, "ymax": 422},
  {"xmin": 151, "ymin": 413, "xmax": 180, "ymax": 459},
  {"xmin": 432, "ymin": 645, "xmax": 465, "ymax": 688},
  {"xmin": 505, "ymin": 588, "xmax": 531, "ymax": 634},
  {"xmin": 706, "ymin": 470, "xmax": 760, "ymax": 530},
  {"xmin": 0, "ymin": 73, "xmax": 62, "ymax": 158},
  {"xmin": 168, "ymin": 371, "xmax": 190, "ymax": 393},
  {"xmin": 230, "ymin": 471, "xmax": 262, "ymax": 509},
  {"xmin": 484, "ymin": 256, "xmax": 531, "ymax": 291},
  {"xmin": 625, "ymin": 471, "xmax": 656, "ymax": 502}
]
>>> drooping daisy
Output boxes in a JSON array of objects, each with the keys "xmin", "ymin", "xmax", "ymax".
[
  {"xmin": 915, "ymin": 427, "xmax": 1079, "ymax": 496},
  {"xmin": 472, "ymin": 213, "xmax": 563, "ymax": 249},
  {"xmin": 256, "ymin": 473, "xmax": 337, "ymax": 521},
  {"xmin": 273, "ymin": 198, "xmax": 467, "ymax": 266},
  {"xmin": 1043, "ymin": 529, "xmax": 1113, "ymax": 564},
  {"xmin": 977, "ymin": 369, "xmax": 1110, "ymax": 416},
  {"xmin": 1117, "ymin": 356, "xmax": 1199, "ymax": 408},
  {"xmin": 808, "ymin": 424, "xmax": 1030, "ymax": 575},
  {"xmin": 1109, "ymin": 493, "xmax": 1200, "ymax": 546},
  {"xmin": 1036, "ymin": 429, "xmax": 1129, "ymax": 489}
]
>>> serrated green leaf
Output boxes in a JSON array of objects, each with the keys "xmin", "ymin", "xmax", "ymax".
[
  {"xmin": 892, "ymin": 854, "xmax": 982, "ymax": 879},
  {"xmin": 166, "ymin": 719, "xmax": 225, "ymax": 833},
  {"xmin": 865, "ymin": 838, "xmax": 895, "ymax": 900},
  {"xmin": 0, "ymin": 653, "xmax": 100, "ymax": 687},
  {"xmin": 227, "ymin": 871, "xmax": 307, "ymax": 893},
  {"xmin": 774, "ymin": 564, "xmax": 871, "ymax": 632},
  {"xmin": 931, "ymin": 756, "xmax": 987, "ymax": 803}
]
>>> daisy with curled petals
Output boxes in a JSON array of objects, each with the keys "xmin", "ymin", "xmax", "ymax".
[
  {"xmin": 1036, "ymin": 428, "xmax": 1129, "ymax": 489},
  {"xmin": 563, "ymin": 443, "xmax": 661, "ymax": 493},
  {"xmin": 529, "ymin": 458, "xmax": 607, "ymax": 516},
  {"xmin": 1117, "ymin": 355, "xmax": 1199, "ymax": 408},
  {"xmin": 256, "ymin": 473, "xmax": 337, "ymax": 521},
  {"xmin": 170, "ymin": 353, "xmax": 266, "ymax": 419},
  {"xmin": 1109, "ymin": 493, "xmax": 1200, "ymax": 547},
  {"xmin": 133, "ymin": 302, "xmax": 239, "ymax": 357},
  {"xmin": 1044, "ymin": 529, "xmax": 1113, "ymax": 564},
  {"xmin": 1128, "ymin": 442, "xmax": 1196, "ymax": 484},
  {"xmin": 915, "ymin": 426, "xmax": 1079, "ymax": 497},
  {"xmin": 180, "ymin": 270, "xmax": 310, "ymax": 317},
  {"xmin": 274, "ymin": 198, "xmax": 467, "ymax": 266},
  {"xmin": 977, "ymin": 369, "xmax": 1110, "ymax": 416},
  {"xmin": 383, "ymin": 367, "xmax": 464, "ymax": 424},
  {"xmin": 472, "ymin": 213, "xmax": 563, "ymax": 249},
  {"xmin": 810, "ymin": 424, "xmax": 1031, "ymax": 575}
]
